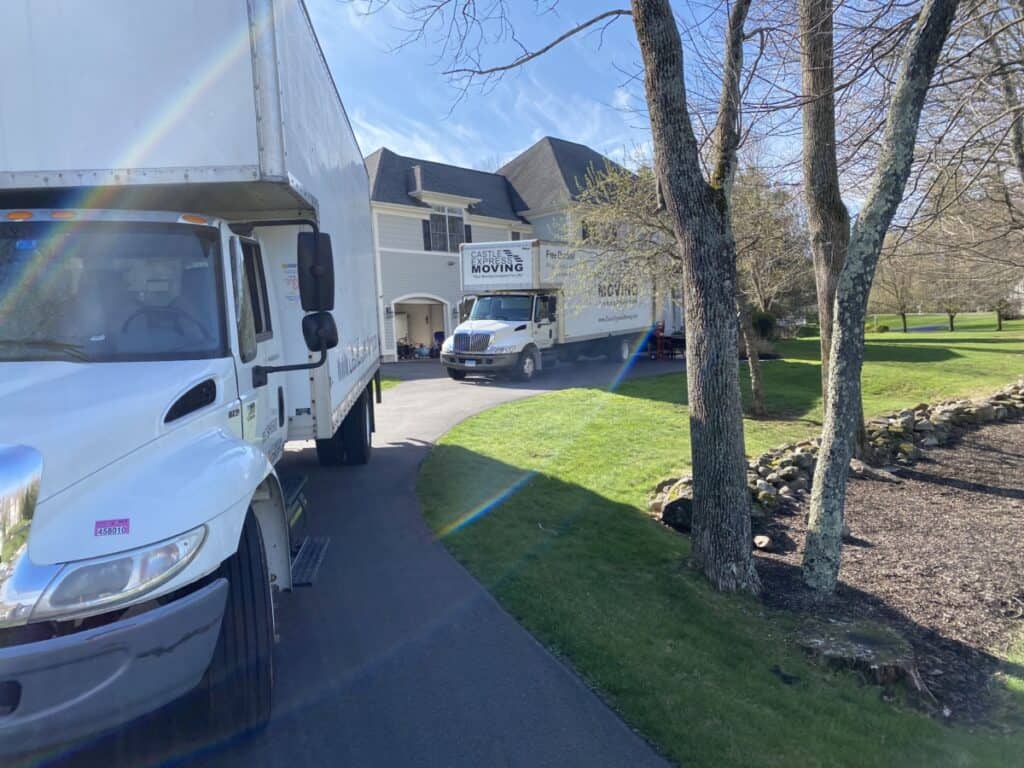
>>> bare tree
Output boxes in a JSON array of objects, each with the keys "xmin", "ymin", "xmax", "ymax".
[
  {"xmin": 358, "ymin": 0, "xmax": 762, "ymax": 592},
  {"xmin": 803, "ymin": 0, "xmax": 961, "ymax": 594},
  {"xmin": 870, "ymin": 241, "xmax": 923, "ymax": 332}
]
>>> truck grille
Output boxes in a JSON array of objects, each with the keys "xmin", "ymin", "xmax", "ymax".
[{"xmin": 453, "ymin": 332, "xmax": 491, "ymax": 352}]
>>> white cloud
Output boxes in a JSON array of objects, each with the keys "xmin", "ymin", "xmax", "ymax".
[{"xmin": 612, "ymin": 87, "xmax": 631, "ymax": 110}]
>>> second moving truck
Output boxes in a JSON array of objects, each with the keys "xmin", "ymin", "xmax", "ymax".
[
  {"xmin": 0, "ymin": 0, "xmax": 379, "ymax": 755},
  {"xmin": 442, "ymin": 240, "xmax": 654, "ymax": 380}
]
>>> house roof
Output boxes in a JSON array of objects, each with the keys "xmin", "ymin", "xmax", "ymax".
[
  {"xmin": 363, "ymin": 137, "xmax": 621, "ymax": 221},
  {"xmin": 364, "ymin": 147, "xmax": 524, "ymax": 222},
  {"xmin": 498, "ymin": 136, "xmax": 620, "ymax": 213}
]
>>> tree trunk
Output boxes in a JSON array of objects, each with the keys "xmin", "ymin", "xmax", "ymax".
[
  {"xmin": 632, "ymin": 0, "xmax": 759, "ymax": 594},
  {"xmin": 798, "ymin": 0, "xmax": 850, "ymax": 400},
  {"xmin": 803, "ymin": 0, "xmax": 960, "ymax": 594},
  {"xmin": 997, "ymin": 311, "xmax": 1003, "ymax": 332},
  {"xmin": 900, "ymin": 312, "xmax": 907, "ymax": 332},
  {"xmin": 798, "ymin": 0, "xmax": 868, "ymax": 463},
  {"xmin": 738, "ymin": 300, "xmax": 767, "ymax": 417},
  {"xmin": 947, "ymin": 312, "xmax": 955, "ymax": 332}
]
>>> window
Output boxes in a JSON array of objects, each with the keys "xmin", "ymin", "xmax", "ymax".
[
  {"xmin": 425, "ymin": 205, "xmax": 464, "ymax": 252},
  {"xmin": 534, "ymin": 295, "xmax": 555, "ymax": 323},
  {"xmin": 511, "ymin": 231, "xmax": 521, "ymax": 241},
  {"xmin": 241, "ymin": 241, "xmax": 272, "ymax": 341}
]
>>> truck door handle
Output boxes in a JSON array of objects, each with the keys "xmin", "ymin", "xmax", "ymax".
[{"xmin": 277, "ymin": 387, "xmax": 285, "ymax": 427}]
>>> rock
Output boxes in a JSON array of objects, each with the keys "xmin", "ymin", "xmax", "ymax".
[
  {"xmin": 662, "ymin": 494, "xmax": 693, "ymax": 533},
  {"xmin": 756, "ymin": 480, "xmax": 777, "ymax": 496},
  {"xmin": 975, "ymin": 404, "xmax": 995, "ymax": 422},
  {"xmin": 796, "ymin": 618, "xmax": 916, "ymax": 687},
  {"xmin": 778, "ymin": 485, "xmax": 792, "ymax": 496},
  {"xmin": 921, "ymin": 436, "xmax": 939, "ymax": 448},
  {"xmin": 897, "ymin": 442, "xmax": 921, "ymax": 461},
  {"xmin": 792, "ymin": 451, "xmax": 815, "ymax": 470},
  {"xmin": 653, "ymin": 477, "xmax": 681, "ymax": 494},
  {"xmin": 757, "ymin": 491, "xmax": 780, "ymax": 509},
  {"xmin": 749, "ymin": 503, "xmax": 768, "ymax": 519},
  {"xmin": 994, "ymin": 405, "xmax": 1008, "ymax": 421},
  {"xmin": 648, "ymin": 496, "xmax": 664, "ymax": 515},
  {"xmin": 779, "ymin": 465, "xmax": 802, "ymax": 482},
  {"xmin": 757, "ymin": 466, "xmax": 770, "ymax": 478},
  {"xmin": 788, "ymin": 476, "xmax": 809, "ymax": 493},
  {"xmin": 850, "ymin": 458, "xmax": 903, "ymax": 484},
  {"xmin": 913, "ymin": 419, "xmax": 935, "ymax": 432},
  {"xmin": 753, "ymin": 534, "xmax": 773, "ymax": 551}
]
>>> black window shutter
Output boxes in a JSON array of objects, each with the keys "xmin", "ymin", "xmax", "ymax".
[
  {"xmin": 422, "ymin": 219, "xmax": 431, "ymax": 250},
  {"xmin": 464, "ymin": 224, "xmax": 472, "ymax": 243},
  {"xmin": 511, "ymin": 231, "xmax": 521, "ymax": 241}
]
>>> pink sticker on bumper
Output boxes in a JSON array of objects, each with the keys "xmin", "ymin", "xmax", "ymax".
[{"xmin": 94, "ymin": 518, "xmax": 130, "ymax": 537}]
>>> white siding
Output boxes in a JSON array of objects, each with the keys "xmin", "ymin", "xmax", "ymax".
[
  {"xmin": 469, "ymin": 224, "xmax": 507, "ymax": 243},
  {"xmin": 377, "ymin": 211, "xmax": 427, "ymax": 251}
]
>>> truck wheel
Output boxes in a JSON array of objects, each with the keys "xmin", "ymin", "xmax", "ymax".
[
  {"xmin": 446, "ymin": 367, "xmax": 467, "ymax": 381},
  {"xmin": 200, "ymin": 513, "xmax": 273, "ymax": 739},
  {"xmin": 341, "ymin": 389, "xmax": 372, "ymax": 465},
  {"xmin": 609, "ymin": 338, "xmax": 631, "ymax": 364},
  {"xmin": 514, "ymin": 348, "xmax": 538, "ymax": 381}
]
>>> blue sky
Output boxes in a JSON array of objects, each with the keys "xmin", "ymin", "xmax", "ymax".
[{"xmin": 306, "ymin": 1, "xmax": 657, "ymax": 171}]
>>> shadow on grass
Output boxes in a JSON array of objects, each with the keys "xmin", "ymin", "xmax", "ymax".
[{"xmin": 420, "ymin": 442, "xmax": 1024, "ymax": 743}]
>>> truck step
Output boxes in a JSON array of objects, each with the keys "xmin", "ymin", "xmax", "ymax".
[
  {"xmin": 278, "ymin": 472, "xmax": 309, "ymax": 529},
  {"xmin": 290, "ymin": 536, "xmax": 330, "ymax": 587}
]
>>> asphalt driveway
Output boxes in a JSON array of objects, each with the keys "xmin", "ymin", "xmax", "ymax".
[{"xmin": 48, "ymin": 357, "xmax": 681, "ymax": 768}]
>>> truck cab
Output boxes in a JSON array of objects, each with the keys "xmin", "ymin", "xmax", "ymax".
[
  {"xmin": 0, "ymin": 208, "xmax": 353, "ymax": 754},
  {"xmin": 441, "ymin": 291, "xmax": 558, "ymax": 380}
]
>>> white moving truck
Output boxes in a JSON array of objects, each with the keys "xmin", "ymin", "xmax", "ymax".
[
  {"xmin": 442, "ymin": 240, "xmax": 654, "ymax": 380},
  {"xmin": 0, "ymin": 0, "xmax": 379, "ymax": 755}
]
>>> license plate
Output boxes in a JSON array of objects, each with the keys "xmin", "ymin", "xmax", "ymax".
[{"xmin": 464, "ymin": 359, "xmax": 477, "ymax": 367}]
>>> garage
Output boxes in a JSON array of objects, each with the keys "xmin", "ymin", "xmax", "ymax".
[{"xmin": 393, "ymin": 297, "xmax": 448, "ymax": 359}]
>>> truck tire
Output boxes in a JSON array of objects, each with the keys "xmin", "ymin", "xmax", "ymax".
[
  {"xmin": 200, "ymin": 513, "xmax": 273, "ymax": 739},
  {"xmin": 446, "ymin": 367, "xmax": 467, "ymax": 381},
  {"xmin": 341, "ymin": 389, "xmax": 372, "ymax": 465},
  {"xmin": 609, "ymin": 337, "xmax": 632, "ymax": 364},
  {"xmin": 514, "ymin": 347, "xmax": 538, "ymax": 381}
]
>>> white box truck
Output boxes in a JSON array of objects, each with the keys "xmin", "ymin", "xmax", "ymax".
[
  {"xmin": 441, "ymin": 240, "xmax": 654, "ymax": 380},
  {"xmin": 0, "ymin": 0, "xmax": 380, "ymax": 755}
]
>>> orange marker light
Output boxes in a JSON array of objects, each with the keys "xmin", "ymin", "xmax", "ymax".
[
  {"xmin": 50, "ymin": 210, "xmax": 76, "ymax": 220},
  {"xmin": 6, "ymin": 211, "xmax": 33, "ymax": 221},
  {"xmin": 180, "ymin": 214, "xmax": 209, "ymax": 225}
]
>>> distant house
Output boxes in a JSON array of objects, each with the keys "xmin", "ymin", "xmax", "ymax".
[{"xmin": 366, "ymin": 136, "xmax": 678, "ymax": 361}]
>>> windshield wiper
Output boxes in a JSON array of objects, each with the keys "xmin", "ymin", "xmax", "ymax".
[{"xmin": 0, "ymin": 339, "xmax": 90, "ymax": 362}]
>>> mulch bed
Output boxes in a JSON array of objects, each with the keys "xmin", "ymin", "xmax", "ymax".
[{"xmin": 755, "ymin": 420, "xmax": 1024, "ymax": 723}]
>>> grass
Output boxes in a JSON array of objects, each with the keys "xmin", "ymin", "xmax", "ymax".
[
  {"xmin": 418, "ymin": 324, "xmax": 1024, "ymax": 767},
  {"xmin": 379, "ymin": 376, "xmax": 401, "ymax": 391},
  {"xmin": 867, "ymin": 311, "xmax": 1010, "ymax": 332}
]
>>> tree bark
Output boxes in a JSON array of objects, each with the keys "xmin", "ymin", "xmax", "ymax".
[
  {"xmin": 900, "ymin": 311, "xmax": 908, "ymax": 332},
  {"xmin": 738, "ymin": 300, "xmax": 767, "ymax": 417},
  {"xmin": 803, "ymin": 0, "xmax": 961, "ymax": 594},
  {"xmin": 632, "ymin": 0, "xmax": 759, "ymax": 594},
  {"xmin": 798, "ymin": 0, "xmax": 850, "ymax": 399}
]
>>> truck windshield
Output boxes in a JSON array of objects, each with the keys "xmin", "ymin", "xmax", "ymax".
[
  {"xmin": 469, "ymin": 294, "xmax": 533, "ymax": 322},
  {"xmin": 0, "ymin": 220, "xmax": 226, "ymax": 363}
]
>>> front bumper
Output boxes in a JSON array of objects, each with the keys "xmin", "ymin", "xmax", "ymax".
[
  {"xmin": 441, "ymin": 352, "xmax": 519, "ymax": 372},
  {"xmin": 0, "ymin": 578, "xmax": 227, "ymax": 757}
]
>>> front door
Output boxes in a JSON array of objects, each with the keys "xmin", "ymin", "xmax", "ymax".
[{"xmin": 230, "ymin": 235, "xmax": 287, "ymax": 464}]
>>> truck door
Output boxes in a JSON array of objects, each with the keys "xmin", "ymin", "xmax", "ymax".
[
  {"xmin": 533, "ymin": 294, "xmax": 556, "ymax": 350},
  {"xmin": 230, "ymin": 236, "xmax": 287, "ymax": 464}
]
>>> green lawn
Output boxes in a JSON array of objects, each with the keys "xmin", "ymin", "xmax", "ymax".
[
  {"xmin": 867, "ymin": 311, "xmax": 1012, "ymax": 332},
  {"xmin": 418, "ymin": 325, "xmax": 1024, "ymax": 767},
  {"xmin": 380, "ymin": 376, "xmax": 401, "ymax": 391}
]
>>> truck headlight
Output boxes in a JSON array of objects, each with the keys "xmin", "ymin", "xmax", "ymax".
[
  {"xmin": 486, "ymin": 345, "xmax": 518, "ymax": 354},
  {"xmin": 441, "ymin": 336, "xmax": 453, "ymax": 353},
  {"xmin": 30, "ymin": 526, "xmax": 206, "ymax": 622}
]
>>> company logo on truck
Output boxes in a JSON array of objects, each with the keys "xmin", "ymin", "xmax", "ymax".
[{"xmin": 470, "ymin": 249, "xmax": 524, "ymax": 275}]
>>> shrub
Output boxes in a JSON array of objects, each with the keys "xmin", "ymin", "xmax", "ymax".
[
  {"xmin": 751, "ymin": 310, "xmax": 777, "ymax": 339},
  {"xmin": 795, "ymin": 324, "xmax": 819, "ymax": 338},
  {"xmin": 867, "ymin": 323, "xmax": 890, "ymax": 333}
]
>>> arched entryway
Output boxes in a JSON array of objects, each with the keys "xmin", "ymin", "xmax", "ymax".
[{"xmin": 391, "ymin": 293, "xmax": 450, "ymax": 360}]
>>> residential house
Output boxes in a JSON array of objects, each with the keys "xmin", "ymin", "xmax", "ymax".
[{"xmin": 366, "ymin": 136, "xmax": 680, "ymax": 361}]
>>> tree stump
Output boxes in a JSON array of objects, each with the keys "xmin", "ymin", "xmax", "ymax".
[{"xmin": 795, "ymin": 618, "xmax": 916, "ymax": 686}]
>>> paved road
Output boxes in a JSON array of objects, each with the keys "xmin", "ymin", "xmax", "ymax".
[{"xmin": 51, "ymin": 358, "xmax": 681, "ymax": 768}]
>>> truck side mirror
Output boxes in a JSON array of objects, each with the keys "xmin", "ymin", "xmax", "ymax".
[
  {"xmin": 302, "ymin": 311, "xmax": 339, "ymax": 352},
  {"xmin": 297, "ymin": 232, "xmax": 335, "ymax": 312}
]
